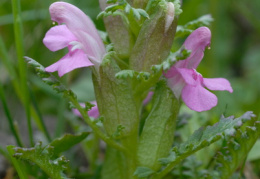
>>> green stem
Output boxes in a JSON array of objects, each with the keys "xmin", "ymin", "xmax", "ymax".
[
  {"xmin": 240, "ymin": 156, "xmax": 247, "ymax": 177},
  {"xmin": 55, "ymin": 98, "xmax": 66, "ymax": 138},
  {"xmin": 121, "ymin": 135, "xmax": 138, "ymax": 179},
  {"xmin": 12, "ymin": 0, "xmax": 33, "ymax": 146},
  {"xmin": 29, "ymin": 87, "xmax": 52, "ymax": 142},
  {"xmin": 0, "ymin": 83, "xmax": 24, "ymax": 147},
  {"xmin": 70, "ymin": 97, "xmax": 127, "ymax": 153}
]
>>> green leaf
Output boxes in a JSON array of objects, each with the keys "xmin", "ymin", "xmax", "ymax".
[
  {"xmin": 176, "ymin": 14, "xmax": 214, "ymax": 38},
  {"xmin": 185, "ymin": 14, "xmax": 214, "ymax": 29},
  {"xmin": 134, "ymin": 167, "xmax": 155, "ymax": 178},
  {"xmin": 137, "ymin": 81, "xmax": 179, "ymax": 171},
  {"xmin": 12, "ymin": 142, "xmax": 69, "ymax": 179},
  {"xmin": 158, "ymin": 151, "xmax": 176, "ymax": 165},
  {"xmin": 115, "ymin": 70, "xmax": 136, "ymax": 79},
  {"xmin": 115, "ymin": 70, "xmax": 150, "ymax": 81},
  {"xmin": 136, "ymin": 9, "xmax": 149, "ymax": 19},
  {"xmin": 6, "ymin": 146, "xmax": 29, "ymax": 179},
  {"xmin": 151, "ymin": 47, "xmax": 191, "ymax": 74},
  {"xmin": 208, "ymin": 119, "xmax": 260, "ymax": 179},
  {"xmin": 101, "ymin": 147, "xmax": 127, "ymax": 179},
  {"xmin": 178, "ymin": 112, "xmax": 254, "ymax": 154},
  {"xmin": 132, "ymin": 8, "xmax": 141, "ymax": 20},
  {"xmin": 247, "ymin": 139, "xmax": 260, "ymax": 161},
  {"xmin": 125, "ymin": 3, "xmax": 131, "ymax": 14},
  {"xmin": 150, "ymin": 112, "xmax": 256, "ymax": 179},
  {"xmin": 172, "ymin": 0, "xmax": 183, "ymax": 16},
  {"xmin": 49, "ymin": 132, "xmax": 89, "ymax": 156},
  {"xmin": 25, "ymin": 57, "xmax": 95, "ymax": 112}
]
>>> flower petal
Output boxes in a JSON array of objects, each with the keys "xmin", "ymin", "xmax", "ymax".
[
  {"xmin": 175, "ymin": 68, "xmax": 196, "ymax": 85},
  {"xmin": 164, "ymin": 66, "xmax": 178, "ymax": 78},
  {"xmin": 88, "ymin": 102, "xmax": 100, "ymax": 118},
  {"xmin": 182, "ymin": 84, "xmax": 218, "ymax": 112},
  {"xmin": 167, "ymin": 73, "xmax": 186, "ymax": 99},
  {"xmin": 143, "ymin": 91, "xmax": 154, "ymax": 105},
  {"xmin": 43, "ymin": 25, "xmax": 76, "ymax": 51},
  {"xmin": 76, "ymin": 30, "xmax": 105, "ymax": 64},
  {"xmin": 203, "ymin": 78, "xmax": 233, "ymax": 93},
  {"xmin": 49, "ymin": 2, "xmax": 105, "ymax": 56},
  {"xmin": 73, "ymin": 102, "xmax": 100, "ymax": 118},
  {"xmin": 45, "ymin": 50, "xmax": 94, "ymax": 77},
  {"xmin": 175, "ymin": 27, "xmax": 211, "ymax": 69}
]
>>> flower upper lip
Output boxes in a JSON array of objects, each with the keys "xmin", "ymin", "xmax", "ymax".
[{"xmin": 43, "ymin": 2, "xmax": 106, "ymax": 77}]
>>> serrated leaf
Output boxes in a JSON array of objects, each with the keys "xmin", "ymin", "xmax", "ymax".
[
  {"xmin": 150, "ymin": 112, "xmax": 256, "ymax": 179},
  {"xmin": 136, "ymin": 9, "xmax": 149, "ymax": 19},
  {"xmin": 158, "ymin": 151, "xmax": 176, "ymax": 165},
  {"xmin": 12, "ymin": 142, "xmax": 69, "ymax": 179},
  {"xmin": 185, "ymin": 14, "xmax": 213, "ymax": 29},
  {"xmin": 115, "ymin": 70, "xmax": 150, "ymax": 81},
  {"xmin": 179, "ymin": 112, "xmax": 255, "ymax": 154},
  {"xmin": 6, "ymin": 146, "xmax": 29, "ymax": 179},
  {"xmin": 25, "ymin": 57, "xmax": 76, "ymax": 99},
  {"xmin": 209, "ymin": 120, "xmax": 260, "ymax": 179},
  {"xmin": 132, "ymin": 8, "xmax": 141, "ymax": 20},
  {"xmin": 154, "ymin": 47, "xmax": 191, "ymax": 73},
  {"xmin": 49, "ymin": 132, "xmax": 89, "ymax": 155},
  {"xmin": 115, "ymin": 70, "xmax": 135, "ymax": 79},
  {"xmin": 105, "ymin": 4, "xmax": 121, "ymax": 12},
  {"xmin": 125, "ymin": 3, "xmax": 131, "ymax": 14},
  {"xmin": 173, "ymin": 0, "xmax": 183, "ymax": 16},
  {"xmin": 176, "ymin": 14, "xmax": 213, "ymax": 38},
  {"xmin": 134, "ymin": 167, "xmax": 155, "ymax": 178}
]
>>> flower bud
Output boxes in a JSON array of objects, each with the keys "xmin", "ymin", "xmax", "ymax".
[
  {"xmin": 129, "ymin": 2, "xmax": 178, "ymax": 72},
  {"xmin": 99, "ymin": 0, "xmax": 135, "ymax": 59},
  {"xmin": 165, "ymin": 2, "xmax": 175, "ymax": 33}
]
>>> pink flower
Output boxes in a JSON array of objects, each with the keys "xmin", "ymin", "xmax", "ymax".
[
  {"xmin": 43, "ymin": 2, "xmax": 106, "ymax": 76},
  {"xmin": 73, "ymin": 102, "xmax": 99, "ymax": 119},
  {"xmin": 164, "ymin": 27, "xmax": 233, "ymax": 112},
  {"xmin": 143, "ymin": 91, "xmax": 154, "ymax": 105}
]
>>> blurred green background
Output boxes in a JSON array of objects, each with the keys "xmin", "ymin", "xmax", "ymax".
[{"xmin": 0, "ymin": 0, "xmax": 260, "ymax": 177}]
